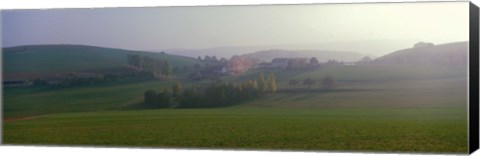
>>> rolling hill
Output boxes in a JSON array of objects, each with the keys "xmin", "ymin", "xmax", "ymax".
[
  {"xmin": 3, "ymin": 44, "xmax": 202, "ymax": 80},
  {"xmin": 3, "ymin": 43, "xmax": 468, "ymax": 153},
  {"xmin": 372, "ymin": 41, "xmax": 468, "ymax": 65}
]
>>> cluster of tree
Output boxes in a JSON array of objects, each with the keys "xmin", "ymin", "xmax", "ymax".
[
  {"xmin": 284, "ymin": 57, "xmax": 320, "ymax": 69},
  {"xmin": 142, "ymin": 81, "xmax": 185, "ymax": 108},
  {"xmin": 356, "ymin": 56, "xmax": 372, "ymax": 65},
  {"xmin": 286, "ymin": 58, "xmax": 309, "ymax": 69},
  {"xmin": 226, "ymin": 55, "xmax": 254, "ymax": 74},
  {"xmin": 188, "ymin": 55, "xmax": 228, "ymax": 81},
  {"xmin": 144, "ymin": 89, "xmax": 172, "ymax": 108},
  {"xmin": 188, "ymin": 64, "xmax": 225, "ymax": 81},
  {"xmin": 33, "ymin": 71, "xmax": 155, "ymax": 88},
  {"xmin": 177, "ymin": 82, "xmax": 258, "ymax": 108},
  {"xmin": 257, "ymin": 72, "xmax": 277, "ymax": 94},
  {"xmin": 309, "ymin": 57, "xmax": 320, "ymax": 67},
  {"xmin": 413, "ymin": 42, "xmax": 434, "ymax": 48},
  {"xmin": 144, "ymin": 72, "xmax": 277, "ymax": 109},
  {"xmin": 189, "ymin": 55, "xmax": 257, "ymax": 81},
  {"xmin": 324, "ymin": 59, "xmax": 344, "ymax": 66},
  {"xmin": 198, "ymin": 55, "xmax": 227, "ymax": 65},
  {"xmin": 172, "ymin": 63, "xmax": 202, "ymax": 73},
  {"xmin": 33, "ymin": 75, "xmax": 113, "ymax": 87},
  {"xmin": 288, "ymin": 76, "xmax": 335, "ymax": 89},
  {"xmin": 285, "ymin": 57, "xmax": 347, "ymax": 68},
  {"xmin": 127, "ymin": 54, "xmax": 172, "ymax": 78}
]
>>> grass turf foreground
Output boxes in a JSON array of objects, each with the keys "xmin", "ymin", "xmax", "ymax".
[{"xmin": 3, "ymin": 107, "xmax": 467, "ymax": 153}]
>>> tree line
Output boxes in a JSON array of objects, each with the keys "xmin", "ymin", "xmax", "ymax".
[
  {"xmin": 32, "ymin": 71, "xmax": 155, "ymax": 88},
  {"xmin": 288, "ymin": 76, "xmax": 334, "ymax": 89},
  {"xmin": 127, "ymin": 54, "xmax": 172, "ymax": 78},
  {"xmin": 143, "ymin": 72, "xmax": 277, "ymax": 108},
  {"xmin": 286, "ymin": 57, "xmax": 320, "ymax": 69}
]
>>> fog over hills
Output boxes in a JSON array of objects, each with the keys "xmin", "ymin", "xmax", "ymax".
[{"xmin": 157, "ymin": 39, "xmax": 420, "ymax": 59}]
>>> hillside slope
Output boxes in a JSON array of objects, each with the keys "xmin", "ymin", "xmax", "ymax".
[
  {"xmin": 372, "ymin": 41, "xmax": 468, "ymax": 65},
  {"xmin": 3, "ymin": 45, "xmax": 201, "ymax": 80}
]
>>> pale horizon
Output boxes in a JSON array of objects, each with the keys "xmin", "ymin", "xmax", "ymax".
[{"xmin": 2, "ymin": 2, "xmax": 469, "ymax": 56}]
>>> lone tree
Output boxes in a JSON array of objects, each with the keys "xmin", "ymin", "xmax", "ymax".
[
  {"xmin": 303, "ymin": 78, "xmax": 316, "ymax": 88},
  {"xmin": 157, "ymin": 89, "xmax": 171, "ymax": 108},
  {"xmin": 357, "ymin": 56, "xmax": 372, "ymax": 65},
  {"xmin": 258, "ymin": 73, "xmax": 267, "ymax": 92},
  {"xmin": 172, "ymin": 82, "xmax": 183, "ymax": 97},
  {"xmin": 144, "ymin": 90, "xmax": 157, "ymax": 106},
  {"xmin": 322, "ymin": 76, "xmax": 334, "ymax": 90},
  {"xmin": 160, "ymin": 60, "xmax": 172, "ymax": 78},
  {"xmin": 309, "ymin": 57, "xmax": 320, "ymax": 67},
  {"xmin": 252, "ymin": 80, "xmax": 259, "ymax": 90},
  {"xmin": 267, "ymin": 72, "xmax": 277, "ymax": 94},
  {"xmin": 413, "ymin": 42, "xmax": 434, "ymax": 48}
]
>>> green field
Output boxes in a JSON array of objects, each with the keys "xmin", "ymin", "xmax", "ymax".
[
  {"xmin": 3, "ymin": 108, "xmax": 467, "ymax": 153},
  {"xmin": 3, "ymin": 80, "xmax": 175, "ymax": 118},
  {"xmin": 3, "ymin": 64, "xmax": 469, "ymax": 153}
]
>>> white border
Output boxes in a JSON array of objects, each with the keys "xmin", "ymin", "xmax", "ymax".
[
  {"xmin": 0, "ymin": 0, "xmax": 478, "ymax": 156},
  {"xmin": 0, "ymin": 0, "xmax": 471, "ymax": 9}
]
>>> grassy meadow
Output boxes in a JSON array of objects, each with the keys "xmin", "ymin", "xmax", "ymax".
[
  {"xmin": 2, "ymin": 63, "xmax": 468, "ymax": 153},
  {"xmin": 3, "ymin": 108, "xmax": 467, "ymax": 153}
]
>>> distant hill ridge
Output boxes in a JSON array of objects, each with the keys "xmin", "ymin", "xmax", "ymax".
[
  {"xmin": 242, "ymin": 49, "xmax": 364, "ymax": 62},
  {"xmin": 3, "ymin": 44, "xmax": 201, "ymax": 80},
  {"xmin": 372, "ymin": 41, "xmax": 468, "ymax": 65}
]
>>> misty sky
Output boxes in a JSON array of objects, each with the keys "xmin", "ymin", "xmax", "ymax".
[{"xmin": 1, "ymin": 2, "xmax": 469, "ymax": 55}]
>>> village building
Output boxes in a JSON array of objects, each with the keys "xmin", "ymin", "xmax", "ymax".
[{"xmin": 224, "ymin": 56, "xmax": 253, "ymax": 74}]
